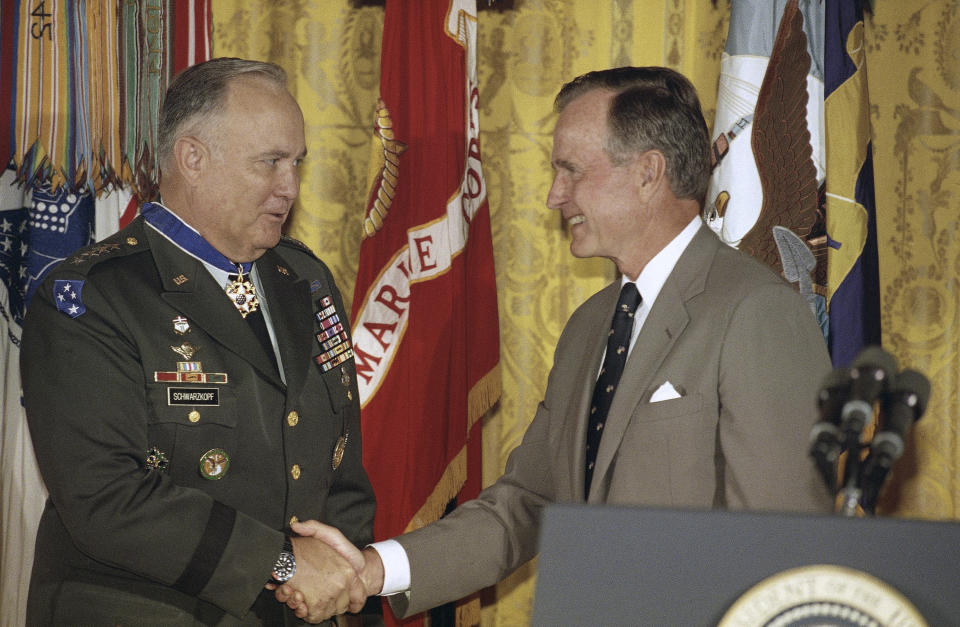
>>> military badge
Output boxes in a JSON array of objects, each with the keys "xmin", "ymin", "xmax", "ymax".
[
  {"xmin": 332, "ymin": 434, "xmax": 347, "ymax": 470},
  {"xmin": 199, "ymin": 448, "xmax": 230, "ymax": 480},
  {"xmin": 68, "ymin": 243, "xmax": 121, "ymax": 264},
  {"xmin": 172, "ymin": 316, "xmax": 191, "ymax": 335},
  {"xmin": 315, "ymin": 347, "xmax": 354, "ymax": 372},
  {"xmin": 53, "ymin": 280, "xmax": 86, "ymax": 318},
  {"xmin": 156, "ymin": 344, "xmax": 228, "ymax": 384},
  {"xmin": 154, "ymin": 371, "xmax": 228, "ymax": 384},
  {"xmin": 144, "ymin": 447, "xmax": 169, "ymax": 473},
  {"xmin": 314, "ymin": 295, "xmax": 354, "ymax": 371},
  {"xmin": 171, "ymin": 342, "xmax": 199, "ymax": 361}
]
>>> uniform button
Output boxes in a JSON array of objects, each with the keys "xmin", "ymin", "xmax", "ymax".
[
  {"xmin": 289, "ymin": 515, "xmax": 299, "ymax": 526},
  {"xmin": 188, "ymin": 410, "xmax": 200, "ymax": 423},
  {"xmin": 286, "ymin": 410, "xmax": 299, "ymax": 427},
  {"xmin": 126, "ymin": 237, "xmax": 138, "ymax": 246},
  {"xmin": 290, "ymin": 464, "xmax": 301, "ymax": 480},
  {"xmin": 346, "ymin": 390, "xmax": 353, "ymax": 401}
]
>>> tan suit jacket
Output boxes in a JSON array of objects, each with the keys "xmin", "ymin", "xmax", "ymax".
[{"xmin": 390, "ymin": 224, "xmax": 832, "ymax": 617}]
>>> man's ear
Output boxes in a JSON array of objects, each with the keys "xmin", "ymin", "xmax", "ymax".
[
  {"xmin": 635, "ymin": 149, "xmax": 667, "ymax": 193},
  {"xmin": 171, "ymin": 135, "xmax": 209, "ymax": 185}
]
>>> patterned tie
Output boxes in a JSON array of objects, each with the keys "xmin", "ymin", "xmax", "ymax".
[{"xmin": 585, "ymin": 282, "xmax": 642, "ymax": 498}]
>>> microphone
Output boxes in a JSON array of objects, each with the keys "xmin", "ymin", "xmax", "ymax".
[
  {"xmin": 808, "ymin": 368, "xmax": 851, "ymax": 493},
  {"xmin": 840, "ymin": 346, "xmax": 898, "ymax": 436},
  {"xmin": 837, "ymin": 346, "xmax": 897, "ymax": 516},
  {"xmin": 859, "ymin": 369, "xmax": 931, "ymax": 513}
]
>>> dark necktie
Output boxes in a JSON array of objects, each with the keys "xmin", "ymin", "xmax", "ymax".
[
  {"xmin": 228, "ymin": 274, "xmax": 278, "ymax": 373},
  {"xmin": 584, "ymin": 282, "xmax": 642, "ymax": 498}
]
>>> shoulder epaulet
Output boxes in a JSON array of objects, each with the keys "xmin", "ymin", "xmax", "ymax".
[
  {"xmin": 61, "ymin": 219, "xmax": 148, "ymax": 273},
  {"xmin": 278, "ymin": 234, "xmax": 319, "ymax": 260}
]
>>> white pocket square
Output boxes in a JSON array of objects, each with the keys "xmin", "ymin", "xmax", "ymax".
[{"xmin": 650, "ymin": 381, "xmax": 682, "ymax": 402}]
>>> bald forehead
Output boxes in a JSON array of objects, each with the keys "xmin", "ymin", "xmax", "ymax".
[{"xmin": 224, "ymin": 75, "xmax": 294, "ymax": 107}]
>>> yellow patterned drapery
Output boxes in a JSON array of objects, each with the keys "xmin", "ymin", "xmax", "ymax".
[
  {"xmin": 867, "ymin": 2, "xmax": 960, "ymax": 520},
  {"xmin": 213, "ymin": 1, "xmax": 959, "ymax": 625}
]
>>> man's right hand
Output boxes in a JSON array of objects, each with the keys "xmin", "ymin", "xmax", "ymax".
[
  {"xmin": 275, "ymin": 531, "xmax": 364, "ymax": 622},
  {"xmin": 275, "ymin": 520, "xmax": 385, "ymax": 621}
]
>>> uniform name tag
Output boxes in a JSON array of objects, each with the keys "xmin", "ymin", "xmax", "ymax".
[{"xmin": 167, "ymin": 387, "xmax": 220, "ymax": 406}]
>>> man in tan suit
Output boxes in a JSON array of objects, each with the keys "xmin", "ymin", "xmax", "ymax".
[{"xmin": 281, "ymin": 66, "xmax": 833, "ymax": 623}]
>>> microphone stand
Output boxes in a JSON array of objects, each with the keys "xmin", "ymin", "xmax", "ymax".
[{"xmin": 838, "ymin": 428, "xmax": 865, "ymax": 517}]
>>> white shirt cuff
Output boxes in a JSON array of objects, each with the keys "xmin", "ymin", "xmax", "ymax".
[{"xmin": 369, "ymin": 538, "xmax": 411, "ymax": 596}]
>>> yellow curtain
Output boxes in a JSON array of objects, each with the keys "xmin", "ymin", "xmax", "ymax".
[
  {"xmin": 866, "ymin": 3, "xmax": 960, "ymax": 519},
  {"xmin": 213, "ymin": 1, "xmax": 959, "ymax": 625}
]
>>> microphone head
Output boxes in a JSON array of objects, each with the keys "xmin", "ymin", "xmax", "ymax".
[
  {"xmin": 817, "ymin": 368, "xmax": 850, "ymax": 426},
  {"xmin": 849, "ymin": 345, "xmax": 899, "ymax": 382},
  {"xmin": 842, "ymin": 346, "xmax": 899, "ymax": 433},
  {"xmin": 818, "ymin": 367, "xmax": 851, "ymax": 397},
  {"xmin": 886, "ymin": 368, "xmax": 931, "ymax": 419}
]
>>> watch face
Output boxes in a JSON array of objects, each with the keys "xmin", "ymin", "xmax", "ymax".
[{"xmin": 273, "ymin": 551, "xmax": 297, "ymax": 583}]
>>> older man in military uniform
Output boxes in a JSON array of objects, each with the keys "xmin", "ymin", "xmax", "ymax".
[{"xmin": 22, "ymin": 58, "xmax": 376, "ymax": 625}]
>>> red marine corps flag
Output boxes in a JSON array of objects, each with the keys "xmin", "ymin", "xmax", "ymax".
[{"xmin": 351, "ymin": 0, "xmax": 500, "ymax": 621}]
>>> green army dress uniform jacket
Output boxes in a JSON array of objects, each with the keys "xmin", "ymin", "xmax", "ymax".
[{"xmin": 22, "ymin": 215, "xmax": 376, "ymax": 625}]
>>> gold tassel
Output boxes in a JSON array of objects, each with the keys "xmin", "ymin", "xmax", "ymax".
[{"xmin": 468, "ymin": 363, "xmax": 502, "ymax": 430}]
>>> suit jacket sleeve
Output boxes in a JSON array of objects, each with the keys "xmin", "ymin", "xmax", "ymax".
[
  {"xmin": 385, "ymin": 282, "xmax": 610, "ymax": 618},
  {"xmin": 388, "ymin": 370, "xmax": 565, "ymax": 617},
  {"xmin": 715, "ymin": 281, "xmax": 833, "ymax": 512}
]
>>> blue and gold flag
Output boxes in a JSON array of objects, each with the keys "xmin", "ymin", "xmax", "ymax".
[{"xmin": 825, "ymin": 0, "xmax": 882, "ymax": 366}]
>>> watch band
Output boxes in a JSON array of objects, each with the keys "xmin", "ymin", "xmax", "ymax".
[{"xmin": 270, "ymin": 536, "xmax": 296, "ymax": 585}]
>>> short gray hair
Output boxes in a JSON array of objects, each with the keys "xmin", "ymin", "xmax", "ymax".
[
  {"xmin": 555, "ymin": 66, "xmax": 711, "ymax": 203},
  {"xmin": 157, "ymin": 57, "xmax": 288, "ymax": 167}
]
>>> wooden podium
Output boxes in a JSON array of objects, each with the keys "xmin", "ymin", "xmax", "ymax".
[{"xmin": 532, "ymin": 505, "xmax": 960, "ymax": 625}]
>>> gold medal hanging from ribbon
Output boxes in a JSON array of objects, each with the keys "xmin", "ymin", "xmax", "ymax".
[{"xmin": 226, "ymin": 264, "xmax": 260, "ymax": 318}]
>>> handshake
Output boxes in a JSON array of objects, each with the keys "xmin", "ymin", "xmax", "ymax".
[{"xmin": 266, "ymin": 520, "xmax": 386, "ymax": 623}]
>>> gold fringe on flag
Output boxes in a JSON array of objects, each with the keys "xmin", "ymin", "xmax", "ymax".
[
  {"xmin": 404, "ymin": 447, "xmax": 467, "ymax": 534},
  {"xmin": 404, "ymin": 363, "xmax": 501, "ymax": 534},
  {"xmin": 468, "ymin": 363, "xmax": 501, "ymax": 430}
]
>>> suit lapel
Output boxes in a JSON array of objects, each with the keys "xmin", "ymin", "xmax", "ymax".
[
  {"xmin": 256, "ymin": 249, "xmax": 313, "ymax": 396},
  {"xmin": 588, "ymin": 226, "xmax": 719, "ymax": 503},
  {"xmin": 147, "ymin": 226, "xmax": 285, "ymax": 388}
]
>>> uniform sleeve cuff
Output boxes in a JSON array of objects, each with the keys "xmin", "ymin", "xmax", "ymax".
[{"xmin": 369, "ymin": 538, "xmax": 411, "ymax": 596}]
